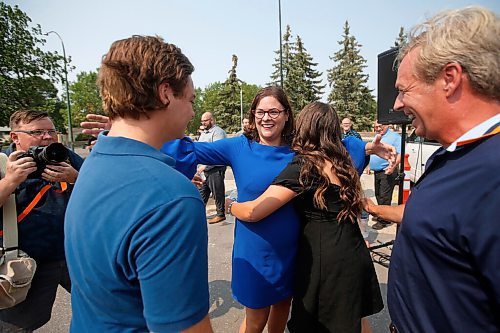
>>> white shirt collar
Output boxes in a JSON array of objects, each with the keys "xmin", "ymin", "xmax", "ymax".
[{"xmin": 446, "ymin": 114, "xmax": 500, "ymax": 152}]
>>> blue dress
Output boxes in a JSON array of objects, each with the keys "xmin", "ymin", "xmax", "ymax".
[{"xmin": 161, "ymin": 135, "xmax": 368, "ymax": 309}]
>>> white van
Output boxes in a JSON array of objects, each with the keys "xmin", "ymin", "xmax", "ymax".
[{"xmin": 406, "ymin": 131, "xmax": 441, "ymax": 183}]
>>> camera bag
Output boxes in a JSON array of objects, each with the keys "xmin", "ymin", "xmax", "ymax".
[{"xmin": 0, "ymin": 153, "xmax": 37, "ymax": 309}]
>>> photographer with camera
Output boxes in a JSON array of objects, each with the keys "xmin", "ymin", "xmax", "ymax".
[{"xmin": 0, "ymin": 110, "xmax": 83, "ymax": 332}]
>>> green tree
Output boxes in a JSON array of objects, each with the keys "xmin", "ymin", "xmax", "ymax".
[
  {"xmin": 269, "ymin": 25, "xmax": 294, "ymax": 87},
  {"xmin": 0, "ymin": 3, "xmax": 66, "ymax": 126},
  {"xmin": 327, "ymin": 21, "xmax": 375, "ymax": 131},
  {"xmin": 215, "ymin": 55, "xmax": 244, "ymax": 133},
  {"xmin": 270, "ymin": 25, "xmax": 324, "ymax": 113},
  {"xmin": 286, "ymin": 35, "xmax": 325, "ymax": 113},
  {"xmin": 394, "ymin": 27, "xmax": 407, "ymax": 48},
  {"xmin": 69, "ymin": 70, "xmax": 104, "ymax": 125}
]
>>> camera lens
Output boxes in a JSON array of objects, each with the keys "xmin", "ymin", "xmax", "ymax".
[{"xmin": 39, "ymin": 143, "xmax": 68, "ymax": 163}]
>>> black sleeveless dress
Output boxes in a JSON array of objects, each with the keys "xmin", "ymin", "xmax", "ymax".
[{"xmin": 272, "ymin": 157, "xmax": 383, "ymax": 333}]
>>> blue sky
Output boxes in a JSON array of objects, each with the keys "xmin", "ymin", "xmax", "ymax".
[{"xmin": 7, "ymin": 0, "xmax": 499, "ymax": 99}]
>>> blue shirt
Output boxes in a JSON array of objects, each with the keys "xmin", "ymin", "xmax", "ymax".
[
  {"xmin": 388, "ymin": 130, "xmax": 500, "ymax": 332},
  {"xmin": 65, "ymin": 133, "xmax": 209, "ymax": 333},
  {"xmin": 1, "ymin": 143, "xmax": 83, "ymax": 262},
  {"xmin": 369, "ymin": 129, "xmax": 401, "ymax": 171}
]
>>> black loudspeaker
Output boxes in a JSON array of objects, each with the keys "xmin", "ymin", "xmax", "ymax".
[{"xmin": 377, "ymin": 48, "xmax": 411, "ymax": 125}]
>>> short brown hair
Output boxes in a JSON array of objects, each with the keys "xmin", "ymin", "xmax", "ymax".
[
  {"xmin": 98, "ymin": 35, "xmax": 194, "ymax": 120},
  {"xmin": 10, "ymin": 110, "xmax": 50, "ymax": 130}
]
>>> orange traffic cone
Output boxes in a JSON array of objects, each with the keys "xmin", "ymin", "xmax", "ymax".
[{"xmin": 403, "ymin": 153, "xmax": 411, "ymax": 203}]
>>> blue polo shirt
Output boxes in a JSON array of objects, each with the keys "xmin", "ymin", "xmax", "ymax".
[
  {"xmin": 65, "ymin": 133, "xmax": 209, "ymax": 333},
  {"xmin": 388, "ymin": 122, "xmax": 500, "ymax": 332},
  {"xmin": 369, "ymin": 129, "xmax": 401, "ymax": 171}
]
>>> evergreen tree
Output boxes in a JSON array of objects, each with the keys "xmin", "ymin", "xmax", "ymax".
[
  {"xmin": 327, "ymin": 21, "xmax": 375, "ymax": 131},
  {"xmin": 269, "ymin": 25, "xmax": 294, "ymax": 87},
  {"xmin": 286, "ymin": 35, "xmax": 325, "ymax": 113},
  {"xmin": 270, "ymin": 25, "xmax": 325, "ymax": 114},
  {"xmin": 394, "ymin": 27, "xmax": 407, "ymax": 48},
  {"xmin": 191, "ymin": 81, "xmax": 259, "ymax": 136},
  {"xmin": 215, "ymin": 55, "xmax": 243, "ymax": 133}
]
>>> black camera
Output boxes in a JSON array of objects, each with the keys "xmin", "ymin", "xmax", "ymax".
[{"xmin": 20, "ymin": 142, "xmax": 69, "ymax": 178}]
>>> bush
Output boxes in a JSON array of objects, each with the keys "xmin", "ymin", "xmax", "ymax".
[{"xmin": 74, "ymin": 133, "xmax": 93, "ymax": 141}]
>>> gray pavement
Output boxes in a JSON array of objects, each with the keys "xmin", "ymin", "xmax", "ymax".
[{"xmin": 38, "ymin": 163, "xmax": 397, "ymax": 333}]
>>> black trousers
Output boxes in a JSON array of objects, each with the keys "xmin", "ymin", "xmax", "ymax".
[
  {"xmin": 374, "ymin": 168, "xmax": 399, "ymax": 222},
  {"xmin": 199, "ymin": 166, "xmax": 226, "ymax": 217}
]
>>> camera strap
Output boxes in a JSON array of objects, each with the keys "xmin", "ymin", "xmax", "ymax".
[
  {"xmin": 1, "ymin": 153, "xmax": 19, "ymax": 255},
  {"xmin": 17, "ymin": 182, "xmax": 68, "ymax": 223},
  {"xmin": 0, "ymin": 182, "xmax": 67, "ymax": 237}
]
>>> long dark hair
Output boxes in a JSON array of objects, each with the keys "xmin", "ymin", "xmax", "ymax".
[
  {"xmin": 244, "ymin": 86, "xmax": 294, "ymax": 146},
  {"xmin": 292, "ymin": 102, "xmax": 363, "ymax": 222}
]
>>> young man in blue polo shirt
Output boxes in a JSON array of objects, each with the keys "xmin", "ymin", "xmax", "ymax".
[
  {"xmin": 364, "ymin": 6, "xmax": 499, "ymax": 332},
  {"xmin": 65, "ymin": 36, "xmax": 212, "ymax": 333},
  {"xmin": 368, "ymin": 121, "xmax": 401, "ymax": 230}
]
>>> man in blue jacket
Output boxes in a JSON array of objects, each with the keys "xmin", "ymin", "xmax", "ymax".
[{"xmin": 365, "ymin": 6, "xmax": 499, "ymax": 332}]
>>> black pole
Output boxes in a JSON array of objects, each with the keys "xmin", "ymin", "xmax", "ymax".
[
  {"xmin": 48, "ymin": 31, "xmax": 74, "ymax": 151},
  {"xmin": 397, "ymin": 125, "xmax": 407, "ymax": 205},
  {"xmin": 278, "ymin": 0, "xmax": 283, "ymax": 87}
]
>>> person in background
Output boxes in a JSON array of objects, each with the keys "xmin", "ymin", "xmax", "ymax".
[
  {"xmin": 364, "ymin": 6, "xmax": 499, "ymax": 332},
  {"xmin": 0, "ymin": 110, "xmax": 82, "ymax": 332},
  {"xmin": 65, "ymin": 36, "xmax": 212, "ymax": 333},
  {"xmin": 228, "ymin": 102, "xmax": 383, "ymax": 333},
  {"xmin": 236, "ymin": 117, "xmax": 250, "ymax": 136},
  {"xmin": 368, "ymin": 120, "xmax": 401, "ymax": 230},
  {"xmin": 341, "ymin": 117, "xmax": 362, "ymax": 140},
  {"xmin": 197, "ymin": 112, "xmax": 227, "ymax": 224}
]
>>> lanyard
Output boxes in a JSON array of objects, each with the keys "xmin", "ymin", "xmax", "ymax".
[{"xmin": 0, "ymin": 182, "xmax": 68, "ymax": 237}]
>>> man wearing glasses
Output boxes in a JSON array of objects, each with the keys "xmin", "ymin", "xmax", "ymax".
[{"xmin": 0, "ymin": 109, "xmax": 83, "ymax": 332}]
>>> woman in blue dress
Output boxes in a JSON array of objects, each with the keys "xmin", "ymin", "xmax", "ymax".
[
  {"xmin": 81, "ymin": 87, "xmax": 395, "ymax": 333},
  {"xmin": 162, "ymin": 87, "xmax": 394, "ymax": 333},
  {"xmin": 228, "ymin": 102, "xmax": 384, "ymax": 332}
]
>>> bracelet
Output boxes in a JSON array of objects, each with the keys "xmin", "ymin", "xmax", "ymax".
[{"xmin": 227, "ymin": 200, "xmax": 236, "ymax": 215}]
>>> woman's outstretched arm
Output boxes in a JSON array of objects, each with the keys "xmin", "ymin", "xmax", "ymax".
[{"xmin": 228, "ymin": 185, "xmax": 298, "ymax": 222}]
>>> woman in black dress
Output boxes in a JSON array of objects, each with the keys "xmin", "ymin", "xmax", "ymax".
[{"xmin": 229, "ymin": 102, "xmax": 383, "ymax": 332}]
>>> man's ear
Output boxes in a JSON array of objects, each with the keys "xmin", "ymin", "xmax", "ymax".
[
  {"xmin": 442, "ymin": 62, "xmax": 463, "ymax": 98},
  {"xmin": 157, "ymin": 82, "xmax": 171, "ymax": 107},
  {"xmin": 10, "ymin": 132, "xmax": 20, "ymax": 145}
]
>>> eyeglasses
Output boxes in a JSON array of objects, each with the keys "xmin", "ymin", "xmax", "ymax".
[
  {"xmin": 252, "ymin": 108, "xmax": 285, "ymax": 119},
  {"xmin": 14, "ymin": 129, "xmax": 58, "ymax": 137}
]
